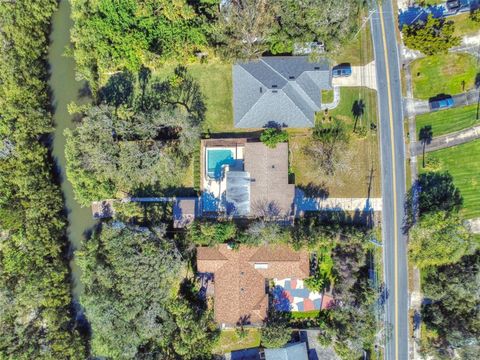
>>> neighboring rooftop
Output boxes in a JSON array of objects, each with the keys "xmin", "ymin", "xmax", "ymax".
[
  {"xmin": 244, "ymin": 142, "xmax": 294, "ymax": 217},
  {"xmin": 233, "ymin": 56, "xmax": 331, "ymax": 128},
  {"xmin": 264, "ymin": 342, "xmax": 309, "ymax": 360},
  {"xmin": 197, "ymin": 244, "xmax": 309, "ymax": 327},
  {"xmin": 201, "ymin": 139, "xmax": 295, "ymax": 218}
]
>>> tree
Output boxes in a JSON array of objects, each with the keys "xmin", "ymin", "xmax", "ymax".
[
  {"xmin": 417, "ymin": 172, "xmax": 463, "ymax": 215},
  {"xmin": 215, "ymin": 0, "xmax": 278, "ymax": 60},
  {"xmin": 260, "ymin": 128, "xmax": 289, "ymax": 148},
  {"xmin": 420, "ymin": 252, "xmax": 480, "ymax": 358},
  {"xmin": 470, "ymin": 8, "xmax": 480, "ymax": 23},
  {"xmin": 409, "ymin": 211, "xmax": 474, "ymax": 268},
  {"xmin": 402, "ymin": 15, "xmax": 460, "ymax": 55},
  {"xmin": 77, "ymin": 222, "xmax": 217, "ymax": 359},
  {"xmin": 187, "ymin": 221, "xmax": 237, "ymax": 246},
  {"xmin": 168, "ymin": 298, "xmax": 218, "ymax": 359},
  {"xmin": 419, "ymin": 125, "xmax": 433, "ymax": 168},
  {"xmin": 65, "ymin": 67, "xmax": 204, "ymax": 205},
  {"xmin": 305, "ymin": 119, "xmax": 352, "ymax": 177},
  {"xmin": 271, "ymin": 0, "xmax": 362, "ymax": 54},
  {"xmin": 261, "ymin": 322, "xmax": 292, "ymax": 348},
  {"xmin": 71, "ymin": 0, "xmax": 217, "ymax": 85},
  {"xmin": 77, "ymin": 222, "xmax": 182, "ymax": 358}
]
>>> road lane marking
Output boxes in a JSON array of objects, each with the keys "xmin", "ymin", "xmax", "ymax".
[{"xmin": 378, "ymin": 2, "xmax": 400, "ymax": 359}]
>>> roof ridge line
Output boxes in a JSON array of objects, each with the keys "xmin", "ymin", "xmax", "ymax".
[
  {"xmin": 260, "ymin": 58, "xmax": 289, "ymax": 83},
  {"xmin": 235, "ymin": 65, "xmax": 267, "ymax": 126},
  {"xmin": 282, "ymin": 83, "xmax": 316, "ymax": 126}
]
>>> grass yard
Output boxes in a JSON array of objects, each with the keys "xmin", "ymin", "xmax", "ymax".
[
  {"xmin": 411, "ymin": 53, "xmax": 479, "ymax": 100},
  {"xmin": 290, "ymin": 87, "xmax": 381, "ymax": 198},
  {"xmin": 290, "ymin": 310, "xmax": 321, "ymax": 319},
  {"xmin": 416, "ymin": 104, "xmax": 480, "ymax": 138},
  {"xmin": 452, "ymin": 12, "xmax": 480, "ymax": 37},
  {"xmin": 334, "ymin": 23, "xmax": 374, "ymax": 66},
  {"xmin": 155, "ymin": 62, "xmax": 236, "ymax": 133},
  {"xmin": 420, "ymin": 140, "xmax": 480, "ymax": 219},
  {"xmin": 213, "ymin": 329, "xmax": 261, "ymax": 355},
  {"xmin": 321, "ymin": 89, "xmax": 334, "ymax": 103}
]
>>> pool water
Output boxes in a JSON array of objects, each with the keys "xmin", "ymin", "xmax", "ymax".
[{"xmin": 207, "ymin": 148, "xmax": 235, "ymax": 179}]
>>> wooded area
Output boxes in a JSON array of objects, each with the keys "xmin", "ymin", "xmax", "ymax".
[
  {"xmin": 70, "ymin": 0, "xmax": 365, "ymax": 86},
  {"xmin": 0, "ymin": 1, "xmax": 86, "ymax": 358},
  {"xmin": 65, "ymin": 66, "xmax": 204, "ymax": 205},
  {"xmin": 407, "ymin": 172, "xmax": 479, "ymax": 358}
]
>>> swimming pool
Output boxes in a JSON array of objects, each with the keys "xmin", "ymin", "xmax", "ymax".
[{"xmin": 206, "ymin": 148, "xmax": 235, "ymax": 179}]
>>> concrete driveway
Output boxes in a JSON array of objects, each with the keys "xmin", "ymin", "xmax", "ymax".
[{"xmin": 331, "ymin": 61, "xmax": 377, "ymax": 90}]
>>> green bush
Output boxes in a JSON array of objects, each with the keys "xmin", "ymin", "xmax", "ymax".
[
  {"xmin": 188, "ymin": 221, "xmax": 237, "ymax": 246},
  {"xmin": 260, "ymin": 323, "xmax": 291, "ymax": 348},
  {"xmin": 260, "ymin": 128, "xmax": 289, "ymax": 148}
]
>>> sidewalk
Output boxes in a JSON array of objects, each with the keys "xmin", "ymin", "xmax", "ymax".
[{"xmin": 412, "ymin": 124, "xmax": 480, "ymax": 155}]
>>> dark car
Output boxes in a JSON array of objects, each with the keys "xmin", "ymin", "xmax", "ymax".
[
  {"xmin": 429, "ymin": 96, "xmax": 454, "ymax": 110},
  {"xmin": 332, "ymin": 64, "xmax": 352, "ymax": 77},
  {"xmin": 446, "ymin": 0, "xmax": 460, "ymax": 10}
]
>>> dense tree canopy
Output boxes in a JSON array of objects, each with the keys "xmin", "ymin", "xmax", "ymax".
[
  {"xmin": 0, "ymin": 0, "xmax": 86, "ymax": 358},
  {"xmin": 402, "ymin": 15, "xmax": 460, "ymax": 55},
  {"xmin": 216, "ymin": 0, "xmax": 364, "ymax": 59},
  {"xmin": 71, "ymin": 0, "xmax": 218, "ymax": 84},
  {"xmin": 409, "ymin": 211, "xmax": 474, "ymax": 268},
  {"xmin": 270, "ymin": 0, "xmax": 362, "ymax": 54},
  {"xmin": 71, "ymin": 0, "xmax": 366, "ymax": 83},
  {"xmin": 65, "ymin": 67, "xmax": 204, "ymax": 205},
  {"xmin": 420, "ymin": 253, "xmax": 480, "ymax": 359},
  {"xmin": 78, "ymin": 222, "xmax": 217, "ymax": 359}
]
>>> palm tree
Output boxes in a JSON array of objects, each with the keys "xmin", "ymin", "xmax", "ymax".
[{"xmin": 419, "ymin": 125, "xmax": 433, "ymax": 168}]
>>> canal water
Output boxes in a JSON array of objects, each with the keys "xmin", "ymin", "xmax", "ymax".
[{"xmin": 48, "ymin": 0, "xmax": 96, "ymax": 300}]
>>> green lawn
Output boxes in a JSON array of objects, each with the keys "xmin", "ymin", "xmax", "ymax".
[
  {"xmin": 155, "ymin": 63, "xmax": 235, "ymax": 133},
  {"xmin": 321, "ymin": 89, "xmax": 334, "ymax": 103},
  {"xmin": 420, "ymin": 140, "xmax": 480, "ymax": 219},
  {"xmin": 290, "ymin": 87, "xmax": 381, "ymax": 198},
  {"xmin": 213, "ymin": 329, "xmax": 261, "ymax": 354},
  {"xmin": 416, "ymin": 104, "xmax": 480, "ymax": 138},
  {"xmin": 411, "ymin": 53, "xmax": 479, "ymax": 99},
  {"xmin": 452, "ymin": 12, "xmax": 480, "ymax": 37},
  {"xmin": 290, "ymin": 310, "xmax": 321, "ymax": 319}
]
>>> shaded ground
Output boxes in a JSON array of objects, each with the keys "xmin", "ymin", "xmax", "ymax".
[{"xmin": 419, "ymin": 139, "xmax": 480, "ymax": 218}]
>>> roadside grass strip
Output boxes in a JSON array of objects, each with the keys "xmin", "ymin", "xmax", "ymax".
[{"xmin": 416, "ymin": 104, "xmax": 480, "ymax": 138}]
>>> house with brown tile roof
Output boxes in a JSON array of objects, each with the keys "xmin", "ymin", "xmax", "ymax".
[{"xmin": 197, "ymin": 244, "xmax": 309, "ymax": 327}]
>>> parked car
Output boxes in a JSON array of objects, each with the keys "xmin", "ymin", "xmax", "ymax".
[
  {"xmin": 332, "ymin": 64, "xmax": 352, "ymax": 77},
  {"xmin": 446, "ymin": 0, "xmax": 460, "ymax": 11},
  {"xmin": 429, "ymin": 96, "xmax": 454, "ymax": 110}
]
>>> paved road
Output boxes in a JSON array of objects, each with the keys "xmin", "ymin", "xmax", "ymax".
[
  {"xmin": 370, "ymin": 1, "xmax": 409, "ymax": 359},
  {"xmin": 413, "ymin": 124, "xmax": 480, "ymax": 155}
]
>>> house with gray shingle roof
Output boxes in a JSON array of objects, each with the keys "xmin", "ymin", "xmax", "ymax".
[{"xmin": 233, "ymin": 56, "xmax": 331, "ymax": 128}]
